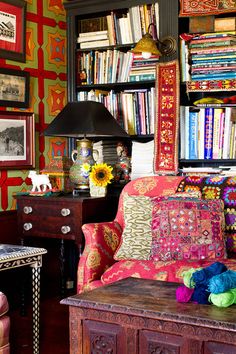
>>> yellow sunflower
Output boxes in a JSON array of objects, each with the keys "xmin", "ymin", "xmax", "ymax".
[{"xmin": 89, "ymin": 163, "xmax": 113, "ymax": 187}]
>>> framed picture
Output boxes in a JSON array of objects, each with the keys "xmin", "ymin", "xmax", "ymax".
[
  {"xmin": 0, "ymin": 68, "xmax": 29, "ymax": 108},
  {"xmin": 0, "ymin": 111, "xmax": 35, "ymax": 169},
  {"xmin": 0, "ymin": 0, "xmax": 26, "ymax": 62}
]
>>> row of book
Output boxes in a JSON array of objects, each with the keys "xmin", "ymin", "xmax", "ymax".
[
  {"xmin": 180, "ymin": 106, "xmax": 236, "ymax": 160},
  {"xmin": 77, "ymin": 4, "xmax": 159, "ymax": 49},
  {"xmin": 77, "ymin": 50, "xmax": 159, "ymax": 85},
  {"xmin": 77, "ymin": 88, "xmax": 156, "ymax": 135},
  {"xmin": 180, "ymin": 31, "xmax": 236, "ymax": 82}
]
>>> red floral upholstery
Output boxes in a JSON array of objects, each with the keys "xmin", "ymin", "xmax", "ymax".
[
  {"xmin": 77, "ymin": 175, "xmax": 236, "ymax": 294},
  {"xmin": 0, "ymin": 293, "xmax": 10, "ymax": 354}
]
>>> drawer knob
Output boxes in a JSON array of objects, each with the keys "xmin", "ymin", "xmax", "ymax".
[
  {"xmin": 61, "ymin": 208, "xmax": 71, "ymax": 216},
  {"xmin": 61, "ymin": 226, "xmax": 71, "ymax": 234},
  {"xmin": 23, "ymin": 223, "xmax": 32, "ymax": 231},
  {"xmin": 23, "ymin": 206, "xmax": 33, "ymax": 214}
]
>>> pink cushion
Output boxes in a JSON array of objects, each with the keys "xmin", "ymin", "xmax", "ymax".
[
  {"xmin": 150, "ymin": 195, "xmax": 226, "ymax": 261},
  {"xmin": 0, "ymin": 294, "xmax": 8, "ymax": 317},
  {"xmin": 0, "ymin": 316, "xmax": 10, "ymax": 350}
]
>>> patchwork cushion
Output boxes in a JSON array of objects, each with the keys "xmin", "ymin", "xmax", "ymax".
[
  {"xmin": 114, "ymin": 194, "xmax": 153, "ymax": 260},
  {"xmin": 150, "ymin": 195, "xmax": 226, "ymax": 262},
  {"xmin": 178, "ymin": 175, "xmax": 236, "ymax": 253}
]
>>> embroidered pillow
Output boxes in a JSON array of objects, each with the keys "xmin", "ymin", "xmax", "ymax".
[
  {"xmin": 114, "ymin": 194, "xmax": 153, "ymax": 260},
  {"xmin": 150, "ymin": 195, "xmax": 226, "ymax": 262}
]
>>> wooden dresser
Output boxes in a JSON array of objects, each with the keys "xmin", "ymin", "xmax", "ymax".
[
  {"xmin": 61, "ymin": 277, "xmax": 236, "ymax": 354},
  {"xmin": 16, "ymin": 194, "xmax": 118, "ymax": 292}
]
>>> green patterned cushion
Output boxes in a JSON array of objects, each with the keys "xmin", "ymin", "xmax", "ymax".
[{"xmin": 114, "ymin": 194, "xmax": 153, "ymax": 260}]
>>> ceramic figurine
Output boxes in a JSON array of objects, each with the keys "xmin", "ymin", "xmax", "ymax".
[{"xmin": 28, "ymin": 170, "xmax": 52, "ymax": 192}]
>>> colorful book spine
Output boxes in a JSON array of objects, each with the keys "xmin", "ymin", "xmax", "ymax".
[
  {"xmin": 204, "ymin": 108, "xmax": 214, "ymax": 159},
  {"xmin": 189, "ymin": 111, "xmax": 198, "ymax": 159},
  {"xmin": 212, "ymin": 108, "xmax": 223, "ymax": 159},
  {"xmin": 198, "ymin": 108, "xmax": 205, "ymax": 159},
  {"xmin": 222, "ymin": 107, "xmax": 233, "ymax": 159},
  {"xmin": 189, "ymin": 40, "xmax": 236, "ymax": 48}
]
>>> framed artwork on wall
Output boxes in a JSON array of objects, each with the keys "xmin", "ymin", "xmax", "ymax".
[
  {"xmin": 0, "ymin": 68, "xmax": 30, "ymax": 108},
  {"xmin": 0, "ymin": 111, "xmax": 35, "ymax": 169},
  {"xmin": 0, "ymin": 0, "xmax": 26, "ymax": 62}
]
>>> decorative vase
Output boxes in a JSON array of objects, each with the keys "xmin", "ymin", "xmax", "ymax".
[
  {"xmin": 69, "ymin": 138, "xmax": 98, "ymax": 190},
  {"xmin": 89, "ymin": 180, "xmax": 107, "ymax": 197}
]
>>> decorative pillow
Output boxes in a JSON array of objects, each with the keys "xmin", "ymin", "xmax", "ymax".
[
  {"xmin": 114, "ymin": 194, "xmax": 153, "ymax": 260},
  {"xmin": 150, "ymin": 195, "xmax": 227, "ymax": 262}
]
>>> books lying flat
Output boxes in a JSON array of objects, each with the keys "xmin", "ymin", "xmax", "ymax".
[{"xmin": 79, "ymin": 39, "xmax": 110, "ymax": 49}]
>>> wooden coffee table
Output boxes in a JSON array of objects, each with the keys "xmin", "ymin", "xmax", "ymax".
[{"xmin": 61, "ymin": 277, "xmax": 236, "ymax": 354}]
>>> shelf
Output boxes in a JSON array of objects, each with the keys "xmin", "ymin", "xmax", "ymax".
[
  {"xmin": 77, "ymin": 43, "xmax": 135, "ymax": 51},
  {"xmin": 76, "ymin": 80, "xmax": 156, "ymax": 91},
  {"xmin": 180, "ymin": 159, "xmax": 236, "ymax": 165}
]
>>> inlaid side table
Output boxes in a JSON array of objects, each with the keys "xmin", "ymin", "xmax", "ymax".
[{"xmin": 0, "ymin": 244, "xmax": 47, "ymax": 354}]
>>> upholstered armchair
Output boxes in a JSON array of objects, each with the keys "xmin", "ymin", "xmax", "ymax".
[
  {"xmin": 78, "ymin": 175, "xmax": 236, "ymax": 294},
  {"xmin": 78, "ymin": 176, "xmax": 184, "ymax": 293}
]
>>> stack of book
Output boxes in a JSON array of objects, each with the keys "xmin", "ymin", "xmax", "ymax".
[
  {"xmin": 93, "ymin": 140, "xmax": 118, "ymax": 166},
  {"xmin": 130, "ymin": 140, "xmax": 155, "ymax": 180},
  {"xmin": 189, "ymin": 32, "xmax": 236, "ymax": 81},
  {"xmin": 180, "ymin": 106, "xmax": 236, "ymax": 160},
  {"xmin": 128, "ymin": 53, "xmax": 159, "ymax": 82},
  {"xmin": 77, "ymin": 30, "xmax": 110, "ymax": 49}
]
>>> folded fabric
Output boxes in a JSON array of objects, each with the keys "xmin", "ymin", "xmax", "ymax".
[
  {"xmin": 209, "ymin": 288, "xmax": 236, "ymax": 307},
  {"xmin": 208, "ymin": 270, "xmax": 236, "ymax": 294},
  {"xmin": 192, "ymin": 262, "xmax": 227, "ymax": 287}
]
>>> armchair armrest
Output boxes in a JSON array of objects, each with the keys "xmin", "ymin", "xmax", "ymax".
[{"xmin": 77, "ymin": 221, "xmax": 122, "ymax": 293}]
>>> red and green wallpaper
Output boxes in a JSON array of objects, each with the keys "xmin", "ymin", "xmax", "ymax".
[{"xmin": 0, "ymin": 0, "xmax": 67, "ymax": 211}]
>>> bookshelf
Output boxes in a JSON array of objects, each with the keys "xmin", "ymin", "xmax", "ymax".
[
  {"xmin": 179, "ymin": 10, "xmax": 236, "ymax": 170},
  {"xmin": 64, "ymin": 0, "xmax": 178, "ymax": 138}
]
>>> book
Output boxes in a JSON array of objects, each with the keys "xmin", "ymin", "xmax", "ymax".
[
  {"xmin": 189, "ymin": 40, "xmax": 236, "ymax": 48},
  {"xmin": 189, "ymin": 111, "xmax": 198, "ymax": 159},
  {"xmin": 204, "ymin": 107, "xmax": 214, "ymax": 159},
  {"xmin": 198, "ymin": 108, "xmax": 205, "ymax": 159},
  {"xmin": 184, "ymin": 106, "xmax": 190, "ymax": 159},
  {"xmin": 222, "ymin": 107, "xmax": 232, "ymax": 159},
  {"xmin": 77, "ymin": 32, "xmax": 109, "ymax": 43},
  {"xmin": 79, "ymin": 39, "xmax": 110, "ymax": 49},
  {"xmin": 214, "ymin": 17, "xmax": 236, "ymax": 32},
  {"xmin": 212, "ymin": 108, "xmax": 223, "ymax": 159}
]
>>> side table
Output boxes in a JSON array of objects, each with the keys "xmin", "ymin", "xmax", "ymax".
[
  {"xmin": 16, "ymin": 194, "xmax": 119, "ymax": 293},
  {"xmin": 0, "ymin": 244, "xmax": 47, "ymax": 354}
]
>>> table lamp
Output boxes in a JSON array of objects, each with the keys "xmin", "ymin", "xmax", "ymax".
[{"xmin": 44, "ymin": 101, "xmax": 129, "ymax": 194}]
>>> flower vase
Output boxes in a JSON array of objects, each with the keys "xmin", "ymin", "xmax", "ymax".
[{"xmin": 89, "ymin": 180, "xmax": 107, "ymax": 197}]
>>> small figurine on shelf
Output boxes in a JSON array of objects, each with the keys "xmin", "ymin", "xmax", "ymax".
[{"xmin": 115, "ymin": 142, "xmax": 131, "ymax": 183}]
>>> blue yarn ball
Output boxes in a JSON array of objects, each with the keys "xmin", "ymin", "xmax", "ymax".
[
  {"xmin": 208, "ymin": 270, "xmax": 236, "ymax": 294},
  {"xmin": 191, "ymin": 285, "xmax": 210, "ymax": 304},
  {"xmin": 192, "ymin": 262, "xmax": 227, "ymax": 287}
]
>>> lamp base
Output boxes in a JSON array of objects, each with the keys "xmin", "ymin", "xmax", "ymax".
[{"xmin": 72, "ymin": 188, "xmax": 90, "ymax": 197}]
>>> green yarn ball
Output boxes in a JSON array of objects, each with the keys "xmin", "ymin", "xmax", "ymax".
[
  {"xmin": 182, "ymin": 268, "xmax": 202, "ymax": 289},
  {"xmin": 209, "ymin": 288, "xmax": 236, "ymax": 308}
]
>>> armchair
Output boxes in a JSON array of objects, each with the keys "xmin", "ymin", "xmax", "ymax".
[
  {"xmin": 0, "ymin": 292, "xmax": 10, "ymax": 354},
  {"xmin": 78, "ymin": 175, "xmax": 236, "ymax": 294}
]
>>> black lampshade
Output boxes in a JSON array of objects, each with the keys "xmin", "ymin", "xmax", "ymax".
[{"xmin": 44, "ymin": 101, "xmax": 129, "ymax": 138}]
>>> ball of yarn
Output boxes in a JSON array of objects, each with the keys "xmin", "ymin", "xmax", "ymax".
[
  {"xmin": 191, "ymin": 285, "xmax": 210, "ymax": 304},
  {"xmin": 182, "ymin": 268, "xmax": 202, "ymax": 288},
  {"xmin": 192, "ymin": 262, "xmax": 227, "ymax": 287},
  {"xmin": 208, "ymin": 270, "xmax": 236, "ymax": 294},
  {"xmin": 209, "ymin": 288, "xmax": 236, "ymax": 308},
  {"xmin": 176, "ymin": 285, "xmax": 194, "ymax": 303}
]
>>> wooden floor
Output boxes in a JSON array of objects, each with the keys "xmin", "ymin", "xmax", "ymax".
[{"xmin": 10, "ymin": 294, "xmax": 70, "ymax": 354}]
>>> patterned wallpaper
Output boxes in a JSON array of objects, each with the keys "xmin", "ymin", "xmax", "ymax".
[{"xmin": 0, "ymin": 0, "xmax": 67, "ymax": 211}]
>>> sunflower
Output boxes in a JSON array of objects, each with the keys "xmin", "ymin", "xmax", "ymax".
[{"xmin": 89, "ymin": 163, "xmax": 113, "ymax": 187}]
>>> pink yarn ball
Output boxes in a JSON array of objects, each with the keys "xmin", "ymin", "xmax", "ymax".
[{"xmin": 176, "ymin": 285, "xmax": 194, "ymax": 303}]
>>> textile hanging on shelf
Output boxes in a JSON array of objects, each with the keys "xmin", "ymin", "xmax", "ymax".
[
  {"xmin": 179, "ymin": 0, "xmax": 236, "ymax": 17},
  {"xmin": 154, "ymin": 60, "xmax": 179, "ymax": 175}
]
